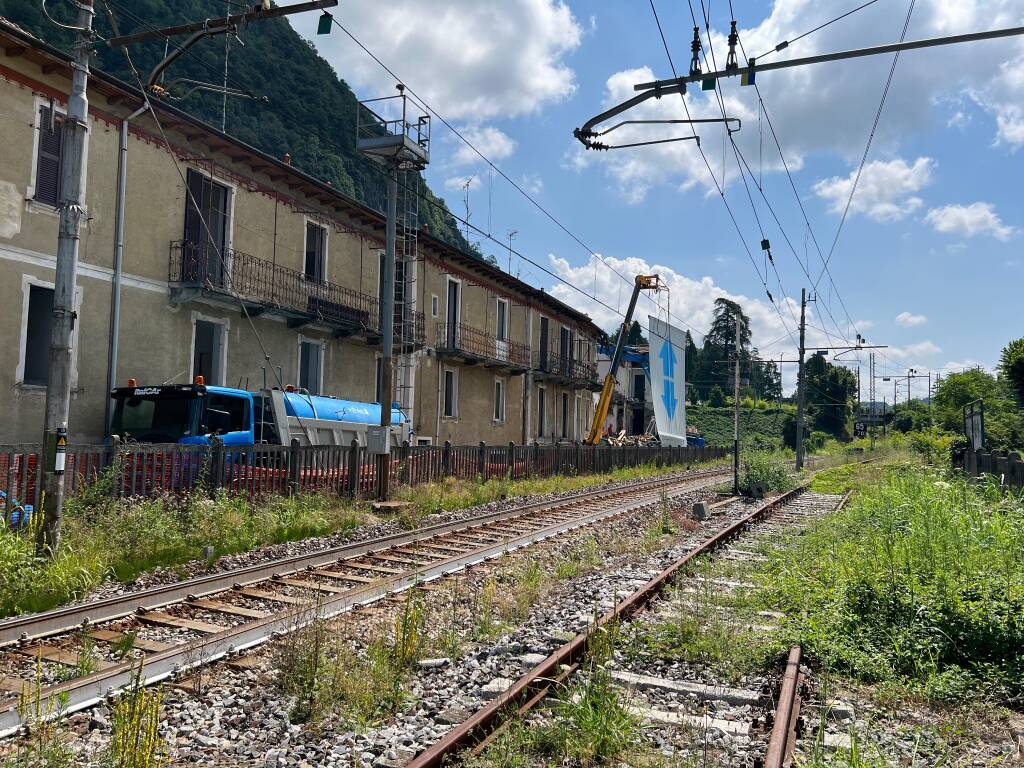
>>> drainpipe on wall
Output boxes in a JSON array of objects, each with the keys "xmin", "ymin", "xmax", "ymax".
[{"xmin": 104, "ymin": 104, "xmax": 148, "ymax": 435}]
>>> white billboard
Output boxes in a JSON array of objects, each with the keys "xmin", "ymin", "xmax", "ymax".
[{"xmin": 647, "ymin": 316, "xmax": 687, "ymax": 446}]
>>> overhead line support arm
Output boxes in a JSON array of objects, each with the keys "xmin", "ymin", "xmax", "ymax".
[{"xmin": 632, "ymin": 24, "xmax": 1024, "ymax": 91}]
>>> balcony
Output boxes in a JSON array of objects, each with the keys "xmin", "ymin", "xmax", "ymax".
[
  {"xmin": 533, "ymin": 351, "xmax": 601, "ymax": 390},
  {"xmin": 435, "ymin": 322, "xmax": 531, "ymax": 372},
  {"xmin": 169, "ymin": 241, "xmax": 424, "ymax": 348}
]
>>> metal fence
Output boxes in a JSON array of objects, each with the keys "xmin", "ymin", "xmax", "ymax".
[{"xmin": 0, "ymin": 441, "xmax": 728, "ymax": 526}]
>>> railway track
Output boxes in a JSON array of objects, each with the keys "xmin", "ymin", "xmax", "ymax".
[
  {"xmin": 0, "ymin": 465, "xmax": 730, "ymax": 737},
  {"xmin": 405, "ymin": 487, "xmax": 852, "ymax": 768}
]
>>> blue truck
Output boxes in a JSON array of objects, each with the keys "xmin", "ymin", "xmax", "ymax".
[{"xmin": 109, "ymin": 381, "xmax": 410, "ymax": 447}]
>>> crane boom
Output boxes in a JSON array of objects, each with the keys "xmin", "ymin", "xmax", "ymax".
[{"xmin": 585, "ymin": 274, "xmax": 663, "ymax": 445}]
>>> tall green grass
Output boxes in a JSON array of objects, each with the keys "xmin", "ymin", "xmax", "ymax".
[
  {"xmin": 0, "ymin": 492, "xmax": 366, "ymax": 617},
  {"xmin": 758, "ymin": 465, "xmax": 1024, "ymax": 702}
]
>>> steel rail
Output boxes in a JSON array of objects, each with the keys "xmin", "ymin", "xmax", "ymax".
[
  {"xmin": 0, "ymin": 466, "xmax": 728, "ymax": 648},
  {"xmin": 0, "ymin": 472, "xmax": 723, "ymax": 736},
  {"xmin": 765, "ymin": 646, "xmax": 803, "ymax": 768},
  {"xmin": 407, "ymin": 485, "xmax": 810, "ymax": 768}
]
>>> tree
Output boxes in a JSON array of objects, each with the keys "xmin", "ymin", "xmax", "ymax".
[
  {"xmin": 707, "ymin": 385, "xmax": 726, "ymax": 408},
  {"xmin": 999, "ymin": 337, "xmax": 1024, "ymax": 405},
  {"xmin": 932, "ymin": 368, "xmax": 1024, "ymax": 450},
  {"xmin": 803, "ymin": 355, "xmax": 856, "ymax": 438},
  {"xmin": 607, "ymin": 320, "xmax": 647, "ymax": 348}
]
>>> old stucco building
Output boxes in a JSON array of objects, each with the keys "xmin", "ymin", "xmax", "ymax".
[{"xmin": 0, "ymin": 20, "xmax": 602, "ymax": 446}]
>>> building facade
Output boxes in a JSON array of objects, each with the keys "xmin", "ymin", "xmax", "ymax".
[{"xmin": 0, "ymin": 21, "xmax": 602, "ymax": 446}]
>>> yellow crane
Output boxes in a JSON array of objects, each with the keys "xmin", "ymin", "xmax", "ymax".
[{"xmin": 585, "ymin": 274, "xmax": 664, "ymax": 445}]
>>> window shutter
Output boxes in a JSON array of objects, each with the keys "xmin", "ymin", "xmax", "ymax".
[{"xmin": 34, "ymin": 106, "xmax": 64, "ymax": 207}]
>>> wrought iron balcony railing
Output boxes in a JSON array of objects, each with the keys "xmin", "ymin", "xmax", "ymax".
[
  {"xmin": 533, "ymin": 351, "xmax": 599, "ymax": 387},
  {"xmin": 169, "ymin": 241, "xmax": 424, "ymax": 346},
  {"xmin": 435, "ymin": 321, "xmax": 531, "ymax": 371}
]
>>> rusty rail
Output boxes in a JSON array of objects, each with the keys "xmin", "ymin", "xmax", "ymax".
[
  {"xmin": 765, "ymin": 645, "xmax": 804, "ymax": 768},
  {"xmin": 407, "ymin": 485, "xmax": 808, "ymax": 768}
]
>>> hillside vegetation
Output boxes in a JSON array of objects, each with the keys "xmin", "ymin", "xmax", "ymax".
[
  {"xmin": 0, "ymin": 0, "xmax": 468, "ymax": 249},
  {"xmin": 688, "ymin": 405, "xmax": 790, "ymax": 448}
]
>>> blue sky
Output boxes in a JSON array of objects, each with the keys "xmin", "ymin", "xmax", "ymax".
[{"xmin": 292, "ymin": 0, "xmax": 1024, "ymax": 397}]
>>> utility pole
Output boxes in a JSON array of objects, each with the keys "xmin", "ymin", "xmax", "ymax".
[
  {"xmin": 38, "ymin": 0, "xmax": 95, "ymax": 556},
  {"xmin": 732, "ymin": 314, "xmax": 741, "ymax": 494},
  {"xmin": 794, "ymin": 288, "xmax": 807, "ymax": 471},
  {"xmin": 376, "ymin": 166, "xmax": 398, "ymax": 500},
  {"xmin": 357, "ymin": 85, "xmax": 430, "ymax": 501}
]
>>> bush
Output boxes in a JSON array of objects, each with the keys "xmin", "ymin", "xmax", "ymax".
[
  {"xmin": 742, "ymin": 451, "xmax": 794, "ymax": 493},
  {"xmin": 908, "ymin": 428, "xmax": 956, "ymax": 465}
]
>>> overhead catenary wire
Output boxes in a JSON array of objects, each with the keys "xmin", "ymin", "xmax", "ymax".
[
  {"xmin": 813, "ymin": 0, "xmax": 917, "ymax": 294},
  {"xmin": 324, "ymin": 14, "xmax": 695, "ymax": 343},
  {"xmin": 648, "ymin": 0, "xmax": 800, "ymax": 353},
  {"xmin": 753, "ymin": 0, "xmax": 882, "ymax": 61}
]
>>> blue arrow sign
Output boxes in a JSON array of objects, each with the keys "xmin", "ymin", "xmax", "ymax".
[
  {"xmin": 662, "ymin": 380, "xmax": 677, "ymax": 420},
  {"xmin": 659, "ymin": 339, "xmax": 676, "ymax": 379}
]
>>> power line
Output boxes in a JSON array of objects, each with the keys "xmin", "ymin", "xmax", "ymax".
[
  {"xmin": 648, "ymin": 0, "xmax": 799, "ymax": 352},
  {"xmin": 324, "ymin": 15, "xmax": 694, "ymax": 343},
  {"xmin": 105, "ymin": 2, "xmax": 313, "ymax": 433},
  {"xmin": 753, "ymin": 0, "xmax": 881, "ymax": 61},
  {"xmin": 812, "ymin": 0, "xmax": 917, "ymax": 292}
]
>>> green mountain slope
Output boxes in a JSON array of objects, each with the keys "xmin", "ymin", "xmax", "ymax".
[{"xmin": 1, "ymin": 0, "xmax": 468, "ymax": 249}]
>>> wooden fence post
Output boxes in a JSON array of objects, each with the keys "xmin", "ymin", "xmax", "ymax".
[
  {"xmin": 507, "ymin": 442, "xmax": 515, "ymax": 479},
  {"xmin": 442, "ymin": 440, "xmax": 452, "ymax": 477},
  {"xmin": 531, "ymin": 441, "xmax": 539, "ymax": 478},
  {"xmin": 478, "ymin": 441, "xmax": 486, "ymax": 478}
]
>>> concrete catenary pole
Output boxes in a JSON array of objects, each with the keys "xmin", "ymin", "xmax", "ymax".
[
  {"xmin": 732, "ymin": 314, "xmax": 741, "ymax": 494},
  {"xmin": 39, "ymin": 0, "xmax": 94, "ymax": 556},
  {"xmin": 376, "ymin": 166, "xmax": 398, "ymax": 500},
  {"xmin": 794, "ymin": 288, "xmax": 808, "ymax": 471}
]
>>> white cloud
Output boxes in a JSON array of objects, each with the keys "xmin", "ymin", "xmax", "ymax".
[
  {"xmin": 970, "ymin": 57, "xmax": 1024, "ymax": 147},
  {"xmin": 813, "ymin": 157, "xmax": 934, "ymax": 221},
  {"xmin": 888, "ymin": 340, "xmax": 942, "ymax": 359},
  {"xmin": 925, "ymin": 202, "xmax": 1016, "ymax": 240},
  {"xmin": 895, "ymin": 311, "xmax": 928, "ymax": 327},
  {"xmin": 450, "ymin": 125, "xmax": 517, "ymax": 166},
  {"xmin": 443, "ymin": 175, "xmax": 481, "ymax": 192},
  {"xmin": 519, "ymin": 173, "xmax": 544, "ymax": 195},
  {"xmin": 292, "ymin": 0, "xmax": 581, "ymax": 121},
  {"xmin": 544, "ymin": 252, "xmax": 854, "ymax": 393},
  {"xmin": 574, "ymin": 1, "xmax": 1024, "ymax": 198}
]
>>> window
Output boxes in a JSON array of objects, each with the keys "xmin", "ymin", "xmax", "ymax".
[
  {"xmin": 34, "ymin": 105, "xmax": 64, "ymax": 207},
  {"xmin": 299, "ymin": 340, "xmax": 322, "ymax": 395},
  {"xmin": 537, "ymin": 387, "xmax": 546, "ymax": 437},
  {"xmin": 375, "ymin": 356, "xmax": 383, "ymax": 403},
  {"xmin": 493, "ymin": 378, "xmax": 506, "ymax": 422},
  {"xmin": 443, "ymin": 368, "xmax": 458, "ymax": 418},
  {"xmin": 192, "ymin": 318, "xmax": 225, "ymax": 385},
  {"xmin": 183, "ymin": 169, "xmax": 231, "ymax": 287},
  {"xmin": 446, "ymin": 278, "xmax": 461, "ymax": 348},
  {"xmin": 538, "ymin": 316, "xmax": 549, "ymax": 370},
  {"xmin": 495, "ymin": 298, "xmax": 508, "ymax": 342},
  {"xmin": 575, "ymin": 396, "xmax": 582, "ymax": 440},
  {"xmin": 304, "ymin": 221, "xmax": 327, "ymax": 282},
  {"xmin": 431, "ymin": 294, "xmax": 439, "ymax": 318},
  {"xmin": 23, "ymin": 285, "xmax": 54, "ymax": 385},
  {"xmin": 633, "ymin": 372, "xmax": 646, "ymax": 402},
  {"xmin": 561, "ymin": 392, "xmax": 569, "ymax": 439},
  {"xmin": 204, "ymin": 393, "xmax": 249, "ymax": 435}
]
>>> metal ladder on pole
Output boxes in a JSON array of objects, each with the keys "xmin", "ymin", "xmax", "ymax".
[{"xmin": 393, "ymin": 167, "xmax": 420, "ymax": 430}]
